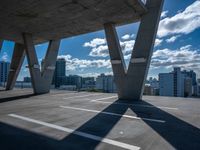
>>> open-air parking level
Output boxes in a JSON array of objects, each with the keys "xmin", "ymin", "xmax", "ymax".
[{"xmin": 0, "ymin": 89, "xmax": 200, "ymax": 150}]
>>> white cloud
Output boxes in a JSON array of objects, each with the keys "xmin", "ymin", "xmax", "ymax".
[
  {"xmin": 121, "ymin": 34, "xmax": 134, "ymax": 40},
  {"xmin": 78, "ymin": 72, "xmax": 113, "ymax": 78},
  {"xmin": 161, "ymin": 10, "xmax": 168, "ymax": 18},
  {"xmin": 158, "ymin": 1, "xmax": 200, "ymax": 37},
  {"xmin": 166, "ymin": 35, "xmax": 180, "ymax": 43},
  {"xmin": 151, "ymin": 45, "xmax": 200, "ymax": 76},
  {"xmin": 83, "ymin": 38, "xmax": 106, "ymax": 48},
  {"xmin": 87, "ymin": 35, "xmax": 162, "ymax": 58},
  {"xmin": 58, "ymin": 55, "xmax": 111, "ymax": 71},
  {"xmin": 122, "ymin": 34, "xmax": 130, "ymax": 40},
  {"xmin": 89, "ymin": 39, "xmax": 136, "ymax": 58},
  {"xmin": 89, "ymin": 45, "xmax": 109, "ymax": 57},
  {"xmin": 1, "ymin": 52, "xmax": 8, "ymax": 61},
  {"xmin": 155, "ymin": 38, "xmax": 163, "ymax": 47},
  {"xmin": 120, "ymin": 40, "xmax": 135, "ymax": 54}
]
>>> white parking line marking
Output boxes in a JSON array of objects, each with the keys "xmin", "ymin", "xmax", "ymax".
[
  {"xmin": 60, "ymin": 106, "xmax": 165, "ymax": 123},
  {"xmin": 63, "ymin": 93, "xmax": 103, "ymax": 99},
  {"xmin": 52, "ymin": 92, "xmax": 79, "ymax": 96},
  {"xmin": 91, "ymin": 96, "xmax": 118, "ymax": 102},
  {"xmin": 8, "ymin": 114, "xmax": 140, "ymax": 150},
  {"xmin": 91, "ymin": 100, "xmax": 178, "ymax": 110}
]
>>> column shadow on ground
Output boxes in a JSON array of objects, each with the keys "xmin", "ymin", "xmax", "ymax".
[
  {"xmin": 63, "ymin": 99, "xmax": 200, "ymax": 150},
  {"xmin": 0, "ymin": 94, "xmax": 35, "ymax": 103},
  {"xmin": 0, "ymin": 99, "xmax": 200, "ymax": 150},
  {"xmin": 128, "ymin": 100, "xmax": 200, "ymax": 150}
]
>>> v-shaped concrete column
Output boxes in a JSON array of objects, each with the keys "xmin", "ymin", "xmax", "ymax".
[
  {"xmin": 6, "ymin": 43, "xmax": 25, "ymax": 90},
  {"xmin": 23, "ymin": 33, "xmax": 60, "ymax": 94},
  {"xmin": 104, "ymin": 0, "xmax": 163, "ymax": 100}
]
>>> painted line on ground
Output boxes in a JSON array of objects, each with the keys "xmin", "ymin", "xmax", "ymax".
[
  {"xmin": 63, "ymin": 93, "xmax": 104, "ymax": 99},
  {"xmin": 52, "ymin": 92, "xmax": 81, "ymax": 96},
  {"xmin": 91, "ymin": 100, "xmax": 178, "ymax": 110},
  {"xmin": 60, "ymin": 106, "xmax": 165, "ymax": 123},
  {"xmin": 8, "ymin": 114, "xmax": 140, "ymax": 150},
  {"xmin": 91, "ymin": 96, "xmax": 118, "ymax": 102}
]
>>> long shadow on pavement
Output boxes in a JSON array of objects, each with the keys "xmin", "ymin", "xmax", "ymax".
[
  {"xmin": 0, "ymin": 101, "xmax": 128, "ymax": 150},
  {"xmin": 0, "ymin": 99, "xmax": 200, "ymax": 150},
  {"xmin": 62, "ymin": 99, "xmax": 200, "ymax": 149},
  {"xmin": 0, "ymin": 94, "xmax": 35, "ymax": 103},
  {"xmin": 128, "ymin": 100, "xmax": 200, "ymax": 150}
]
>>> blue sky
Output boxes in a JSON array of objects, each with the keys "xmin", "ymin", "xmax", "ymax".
[{"xmin": 0, "ymin": 0, "xmax": 200, "ymax": 81}]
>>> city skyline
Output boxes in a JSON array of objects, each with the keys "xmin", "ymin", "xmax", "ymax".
[{"xmin": 0, "ymin": 0, "xmax": 200, "ymax": 81}]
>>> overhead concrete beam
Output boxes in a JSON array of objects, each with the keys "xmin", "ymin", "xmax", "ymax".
[
  {"xmin": 105, "ymin": 0, "xmax": 164, "ymax": 100},
  {"xmin": 23, "ymin": 33, "xmax": 60, "ymax": 94},
  {"xmin": 6, "ymin": 43, "xmax": 25, "ymax": 90},
  {"xmin": 0, "ymin": 0, "xmax": 147, "ymax": 44}
]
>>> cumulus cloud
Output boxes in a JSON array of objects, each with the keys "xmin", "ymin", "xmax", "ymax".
[
  {"xmin": 158, "ymin": 1, "xmax": 200, "ymax": 37},
  {"xmin": 166, "ymin": 35, "xmax": 180, "ymax": 43},
  {"xmin": 151, "ymin": 45, "xmax": 200, "ymax": 76},
  {"xmin": 89, "ymin": 45, "xmax": 109, "ymax": 57},
  {"xmin": 83, "ymin": 38, "xmax": 106, "ymax": 48},
  {"xmin": 58, "ymin": 54, "xmax": 111, "ymax": 71},
  {"xmin": 88, "ymin": 39, "xmax": 136, "ymax": 58},
  {"xmin": 120, "ymin": 40, "xmax": 135, "ymax": 54},
  {"xmin": 161, "ymin": 10, "xmax": 168, "ymax": 18},
  {"xmin": 1, "ymin": 52, "xmax": 8, "ymax": 61},
  {"xmin": 85, "ymin": 36, "xmax": 161, "ymax": 58},
  {"xmin": 78, "ymin": 72, "xmax": 113, "ymax": 77},
  {"xmin": 121, "ymin": 34, "xmax": 134, "ymax": 40},
  {"xmin": 155, "ymin": 38, "xmax": 163, "ymax": 47}
]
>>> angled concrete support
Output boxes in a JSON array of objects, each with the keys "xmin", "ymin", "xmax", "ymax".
[
  {"xmin": 6, "ymin": 43, "xmax": 25, "ymax": 90},
  {"xmin": 104, "ymin": 23, "xmax": 128, "ymax": 99},
  {"xmin": 104, "ymin": 0, "xmax": 163, "ymax": 100},
  {"xmin": 0, "ymin": 40, "xmax": 3, "ymax": 52},
  {"xmin": 23, "ymin": 33, "xmax": 60, "ymax": 94}
]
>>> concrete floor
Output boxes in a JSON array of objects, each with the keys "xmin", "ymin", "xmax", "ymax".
[{"xmin": 0, "ymin": 89, "xmax": 200, "ymax": 150}]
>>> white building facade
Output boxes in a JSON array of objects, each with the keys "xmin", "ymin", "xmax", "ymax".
[{"xmin": 96, "ymin": 74, "xmax": 117, "ymax": 93}]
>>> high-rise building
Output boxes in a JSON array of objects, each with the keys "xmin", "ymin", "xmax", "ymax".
[
  {"xmin": 53, "ymin": 58, "xmax": 66, "ymax": 87},
  {"xmin": 182, "ymin": 70, "xmax": 197, "ymax": 86},
  {"xmin": 184, "ymin": 77, "xmax": 192, "ymax": 97},
  {"xmin": 173, "ymin": 67, "xmax": 185, "ymax": 97},
  {"xmin": 66, "ymin": 75, "xmax": 82, "ymax": 89},
  {"xmin": 159, "ymin": 73, "xmax": 174, "ymax": 96},
  {"xmin": 0, "ymin": 61, "xmax": 10, "ymax": 83},
  {"xmin": 159, "ymin": 67, "xmax": 194, "ymax": 97},
  {"xmin": 96, "ymin": 74, "xmax": 116, "ymax": 93}
]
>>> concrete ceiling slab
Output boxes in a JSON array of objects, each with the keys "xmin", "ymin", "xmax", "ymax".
[{"xmin": 0, "ymin": 0, "xmax": 147, "ymax": 44}]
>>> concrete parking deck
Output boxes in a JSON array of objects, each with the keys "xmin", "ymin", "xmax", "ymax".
[{"xmin": 0, "ymin": 89, "xmax": 200, "ymax": 150}]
